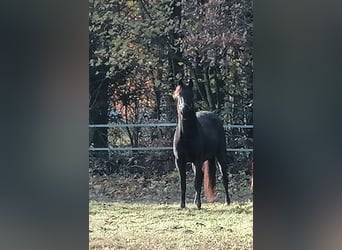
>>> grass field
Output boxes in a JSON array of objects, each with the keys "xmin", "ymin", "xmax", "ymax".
[{"xmin": 89, "ymin": 201, "xmax": 253, "ymax": 250}]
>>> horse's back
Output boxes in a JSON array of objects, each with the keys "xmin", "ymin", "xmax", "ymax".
[
  {"xmin": 196, "ymin": 111, "xmax": 224, "ymax": 133},
  {"xmin": 196, "ymin": 111, "xmax": 226, "ymax": 152}
]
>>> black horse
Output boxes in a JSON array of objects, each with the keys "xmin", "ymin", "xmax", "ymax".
[{"xmin": 173, "ymin": 79, "xmax": 231, "ymax": 209}]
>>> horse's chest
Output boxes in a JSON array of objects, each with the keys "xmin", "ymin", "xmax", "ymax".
[{"xmin": 177, "ymin": 137, "xmax": 204, "ymax": 160}]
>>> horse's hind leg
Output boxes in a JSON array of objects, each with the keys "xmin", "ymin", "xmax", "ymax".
[
  {"xmin": 193, "ymin": 162, "xmax": 203, "ymax": 209},
  {"xmin": 176, "ymin": 158, "xmax": 186, "ymax": 208},
  {"xmin": 217, "ymin": 155, "xmax": 231, "ymax": 205}
]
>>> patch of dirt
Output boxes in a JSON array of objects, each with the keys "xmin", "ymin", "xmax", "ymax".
[{"xmin": 89, "ymin": 152, "xmax": 253, "ymax": 204}]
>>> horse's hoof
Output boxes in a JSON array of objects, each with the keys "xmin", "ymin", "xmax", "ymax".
[
  {"xmin": 180, "ymin": 203, "xmax": 185, "ymax": 209},
  {"xmin": 225, "ymin": 199, "xmax": 231, "ymax": 205},
  {"xmin": 194, "ymin": 199, "xmax": 201, "ymax": 209}
]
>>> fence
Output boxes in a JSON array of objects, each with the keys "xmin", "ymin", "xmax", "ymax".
[{"xmin": 89, "ymin": 123, "xmax": 253, "ymax": 153}]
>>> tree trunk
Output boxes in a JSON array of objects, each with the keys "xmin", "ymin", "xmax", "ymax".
[
  {"xmin": 168, "ymin": 0, "xmax": 183, "ymax": 84},
  {"xmin": 167, "ymin": 0, "xmax": 183, "ymax": 121},
  {"xmin": 190, "ymin": 67, "xmax": 207, "ymax": 106},
  {"xmin": 89, "ymin": 65, "xmax": 109, "ymax": 157},
  {"xmin": 203, "ymin": 69, "xmax": 214, "ymax": 111},
  {"xmin": 214, "ymin": 68, "xmax": 223, "ymax": 111}
]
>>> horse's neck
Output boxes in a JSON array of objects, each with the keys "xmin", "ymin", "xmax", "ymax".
[{"xmin": 178, "ymin": 113, "xmax": 198, "ymax": 137}]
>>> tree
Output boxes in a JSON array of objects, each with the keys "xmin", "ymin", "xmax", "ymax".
[{"xmin": 89, "ymin": 0, "xmax": 253, "ymax": 159}]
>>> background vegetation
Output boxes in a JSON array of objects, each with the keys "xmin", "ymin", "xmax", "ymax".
[{"xmin": 89, "ymin": 0, "xmax": 253, "ymax": 156}]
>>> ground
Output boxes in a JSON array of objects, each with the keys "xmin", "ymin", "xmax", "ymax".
[
  {"xmin": 89, "ymin": 168, "xmax": 252, "ymax": 204},
  {"xmin": 89, "ymin": 155, "xmax": 252, "ymax": 204},
  {"xmin": 89, "ymin": 163, "xmax": 253, "ymax": 250}
]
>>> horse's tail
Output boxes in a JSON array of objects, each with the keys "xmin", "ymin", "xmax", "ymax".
[{"xmin": 203, "ymin": 160, "xmax": 216, "ymax": 203}]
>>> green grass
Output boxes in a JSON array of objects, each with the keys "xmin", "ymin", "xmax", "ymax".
[{"xmin": 89, "ymin": 201, "xmax": 253, "ymax": 250}]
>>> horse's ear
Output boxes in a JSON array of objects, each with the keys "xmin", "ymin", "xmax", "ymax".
[
  {"xmin": 188, "ymin": 79, "xmax": 193, "ymax": 88},
  {"xmin": 178, "ymin": 79, "xmax": 184, "ymax": 87}
]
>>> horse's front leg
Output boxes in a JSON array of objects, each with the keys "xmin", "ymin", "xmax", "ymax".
[
  {"xmin": 176, "ymin": 158, "xmax": 186, "ymax": 208},
  {"xmin": 193, "ymin": 163, "xmax": 203, "ymax": 209}
]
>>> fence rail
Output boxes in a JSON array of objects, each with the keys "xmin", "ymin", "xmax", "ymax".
[
  {"xmin": 89, "ymin": 123, "xmax": 253, "ymax": 129},
  {"xmin": 89, "ymin": 123, "xmax": 253, "ymax": 153}
]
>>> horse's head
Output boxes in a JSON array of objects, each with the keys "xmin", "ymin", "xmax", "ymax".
[{"xmin": 173, "ymin": 79, "xmax": 195, "ymax": 119}]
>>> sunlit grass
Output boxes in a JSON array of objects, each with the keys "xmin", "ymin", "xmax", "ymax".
[{"xmin": 89, "ymin": 201, "xmax": 253, "ymax": 250}]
